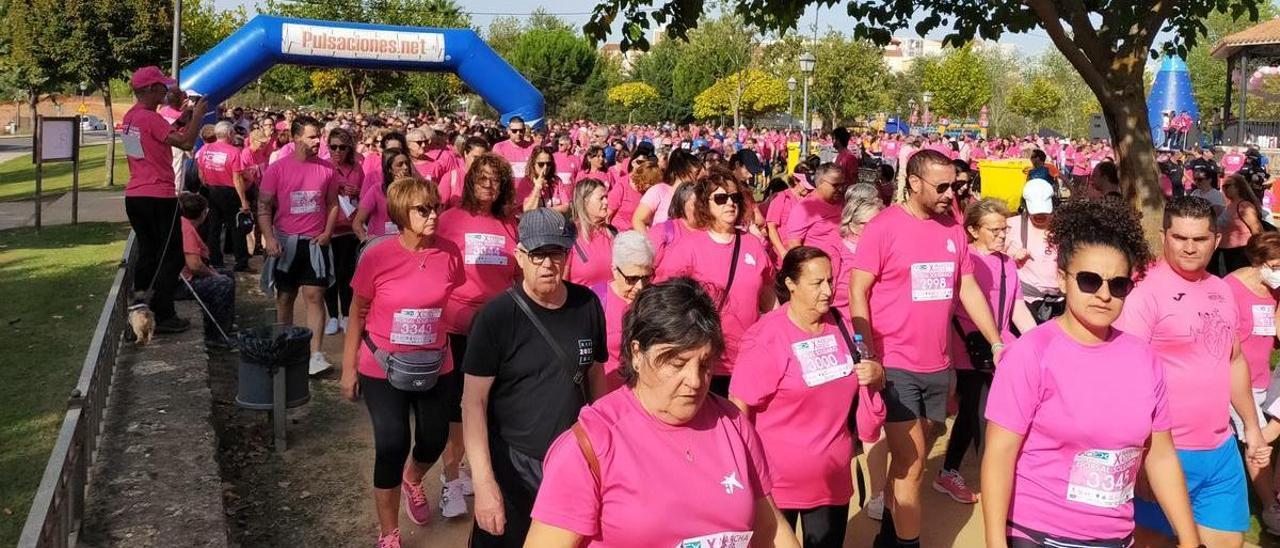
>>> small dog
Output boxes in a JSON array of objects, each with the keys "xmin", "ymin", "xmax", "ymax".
[{"xmin": 128, "ymin": 302, "xmax": 155, "ymax": 345}]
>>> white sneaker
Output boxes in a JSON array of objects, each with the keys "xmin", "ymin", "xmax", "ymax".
[
  {"xmin": 459, "ymin": 462, "xmax": 474, "ymax": 496},
  {"xmin": 865, "ymin": 492, "xmax": 884, "ymax": 521},
  {"xmin": 440, "ymin": 480, "xmax": 468, "ymax": 518},
  {"xmin": 309, "ymin": 352, "xmax": 333, "ymax": 375},
  {"xmin": 1262, "ymin": 502, "xmax": 1280, "ymax": 535},
  {"xmin": 324, "ymin": 317, "xmax": 339, "ymax": 335},
  {"xmin": 339, "ymin": 316, "xmax": 349, "ymax": 332}
]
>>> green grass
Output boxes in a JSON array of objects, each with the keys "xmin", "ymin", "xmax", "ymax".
[
  {"xmin": 0, "ymin": 222, "xmax": 130, "ymax": 545},
  {"xmin": 0, "ymin": 143, "xmax": 130, "ymax": 202}
]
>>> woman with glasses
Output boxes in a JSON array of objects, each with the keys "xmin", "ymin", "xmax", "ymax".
[
  {"xmin": 354, "ymin": 149, "xmax": 420, "ymax": 241},
  {"xmin": 324, "ymin": 128, "xmax": 365, "ymax": 335},
  {"xmin": 981, "ymin": 199, "xmax": 1200, "ymax": 548},
  {"xmin": 576, "ymin": 145, "xmax": 612, "ymax": 188},
  {"xmin": 340, "ymin": 177, "xmax": 464, "ymax": 548},
  {"xmin": 657, "ymin": 168, "xmax": 777, "ymax": 396},
  {"xmin": 519, "ymin": 146, "xmax": 571, "ymax": 213},
  {"xmin": 565, "ymin": 178, "xmax": 615, "ymax": 286},
  {"xmin": 592, "ymin": 230, "xmax": 655, "ymax": 393}
]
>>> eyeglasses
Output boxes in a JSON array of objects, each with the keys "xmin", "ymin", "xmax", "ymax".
[
  {"xmin": 712, "ymin": 192, "xmax": 745, "ymax": 206},
  {"xmin": 410, "ymin": 203, "xmax": 440, "ymax": 217},
  {"xmin": 615, "ymin": 267, "xmax": 654, "ymax": 286},
  {"xmin": 523, "ymin": 247, "xmax": 568, "ymax": 265},
  {"xmin": 329, "ymin": 144, "xmax": 349, "ymax": 151},
  {"xmin": 1069, "ymin": 271, "xmax": 1134, "ymax": 298},
  {"xmin": 472, "ymin": 176, "xmax": 500, "ymax": 190},
  {"xmin": 980, "ymin": 224, "xmax": 1010, "ymax": 235},
  {"xmin": 412, "ymin": 140, "xmax": 428, "ymax": 146}
]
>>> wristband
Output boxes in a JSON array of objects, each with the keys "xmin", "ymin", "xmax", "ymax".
[{"xmin": 991, "ymin": 342, "xmax": 1006, "ymax": 351}]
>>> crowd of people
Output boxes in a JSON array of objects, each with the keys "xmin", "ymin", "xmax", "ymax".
[{"xmin": 117, "ymin": 63, "xmax": 1280, "ymax": 548}]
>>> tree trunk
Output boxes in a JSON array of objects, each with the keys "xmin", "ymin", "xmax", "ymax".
[
  {"xmin": 1100, "ymin": 84, "xmax": 1164, "ymax": 252},
  {"xmin": 29, "ymin": 88, "xmax": 39, "ymax": 138},
  {"xmin": 102, "ymin": 82, "xmax": 116, "ymax": 186}
]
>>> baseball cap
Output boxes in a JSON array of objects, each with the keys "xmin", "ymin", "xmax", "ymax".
[
  {"xmin": 130, "ymin": 66, "xmax": 176, "ymax": 90},
  {"xmin": 794, "ymin": 173, "xmax": 815, "ymax": 190},
  {"xmin": 518, "ymin": 208, "xmax": 576, "ymax": 251},
  {"xmin": 1022, "ymin": 178, "xmax": 1055, "ymax": 215},
  {"xmin": 274, "ymin": 121, "xmax": 289, "ymax": 131}
]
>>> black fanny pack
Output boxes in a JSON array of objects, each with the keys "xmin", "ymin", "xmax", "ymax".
[{"xmin": 363, "ymin": 333, "xmax": 446, "ymax": 392}]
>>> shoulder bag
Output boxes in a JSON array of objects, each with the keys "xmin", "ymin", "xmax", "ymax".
[
  {"xmin": 718, "ymin": 233, "xmax": 743, "ymax": 310},
  {"xmin": 507, "ymin": 287, "xmax": 590, "ymax": 400},
  {"xmin": 951, "ymin": 254, "xmax": 1009, "ymax": 372}
]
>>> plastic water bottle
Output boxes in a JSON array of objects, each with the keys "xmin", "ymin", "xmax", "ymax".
[{"xmin": 853, "ymin": 334, "xmax": 872, "ymax": 363}]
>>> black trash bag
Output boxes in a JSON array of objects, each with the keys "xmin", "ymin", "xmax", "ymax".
[{"xmin": 238, "ymin": 325, "xmax": 312, "ymax": 375}]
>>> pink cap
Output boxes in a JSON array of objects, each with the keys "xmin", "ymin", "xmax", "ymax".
[
  {"xmin": 795, "ymin": 173, "xmax": 815, "ymax": 190},
  {"xmin": 274, "ymin": 121, "xmax": 289, "ymax": 131},
  {"xmin": 130, "ymin": 66, "xmax": 176, "ymax": 89}
]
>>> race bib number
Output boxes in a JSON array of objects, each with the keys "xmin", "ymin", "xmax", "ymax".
[
  {"xmin": 511, "ymin": 161, "xmax": 527, "ymax": 179},
  {"xmin": 390, "ymin": 308, "xmax": 441, "ymax": 346},
  {"xmin": 464, "ymin": 233, "xmax": 509, "ymax": 266},
  {"xmin": 1252, "ymin": 304, "xmax": 1276, "ymax": 337},
  {"xmin": 1066, "ymin": 448, "xmax": 1141, "ymax": 509},
  {"xmin": 204, "ymin": 151, "xmax": 229, "ymax": 171},
  {"xmin": 122, "ymin": 127, "xmax": 144, "ymax": 159},
  {"xmin": 289, "ymin": 190, "xmax": 321, "ymax": 215},
  {"xmin": 557, "ymin": 171, "xmax": 572, "ymax": 184},
  {"xmin": 910, "ymin": 262, "xmax": 956, "ymax": 302},
  {"xmin": 678, "ymin": 531, "xmax": 752, "ymax": 548},
  {"xmin": 792, "ymin": 334, "xmax": 853, "ymax": 387},
  {"xmin": 384, "ymin": 221, "xmax": 400, "ymax": 236}
]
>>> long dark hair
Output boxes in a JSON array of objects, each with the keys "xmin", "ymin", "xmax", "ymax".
[
  {"xmin": 580, "ymin": 145, "xmax": 606, "ymax": 172},
  {"xmin": 382, "ymin": 149, "xmax": 417, "ymax": 192}
]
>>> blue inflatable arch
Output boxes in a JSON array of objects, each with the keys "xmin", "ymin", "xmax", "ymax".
[{"xmin": 181, "ymin": 15, "xmax": 544, "ymax": 127}]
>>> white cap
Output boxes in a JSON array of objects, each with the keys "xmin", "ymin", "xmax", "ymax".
[{"xmin": 1022, "ymin": 178, "xmax": 1055, "ymax": 215}]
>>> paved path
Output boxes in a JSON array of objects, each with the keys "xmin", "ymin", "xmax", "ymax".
[
  {"xmin": 0, "ymin": 131, "xmax": 114, "ymax": 164},
  {"xmin": 0, "ymin": 189, "xmax": 127, "ymax": 231}
]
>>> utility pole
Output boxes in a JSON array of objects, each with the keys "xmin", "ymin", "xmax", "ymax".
[{"xmin": 171, "ymin": 0, "xmax": 183, "ymax": 79}]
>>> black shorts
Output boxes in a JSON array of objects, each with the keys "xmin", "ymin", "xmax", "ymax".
[
  {"xmin": 274, "ymin": 239, "xmax": 331, "ymax": 291},
  {"xmin": 882, "ymin": 368, "xmax": 953, "ymax": 424}
]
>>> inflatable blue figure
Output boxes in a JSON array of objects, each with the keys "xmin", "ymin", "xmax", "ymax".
[{"xmin": 1147, "ymin": 56, "xmax": 1200, "ymax": 150}]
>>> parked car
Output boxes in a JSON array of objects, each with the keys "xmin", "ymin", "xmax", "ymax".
[{"xmin": 80, "ymin": 115, "xmax": 106, "ymax": 131}]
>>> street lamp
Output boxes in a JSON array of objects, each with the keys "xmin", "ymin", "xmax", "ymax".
[
  {"xmin": 798, "ymin": 52, "xmax": 816, "ymax": 155},
  {"xmin": 922, "ymin": 90, "xmax": 934, "ymax": 133},
  {"xmin": 786, "ymin": 77, "xmax": 797, "ymax": 132}
]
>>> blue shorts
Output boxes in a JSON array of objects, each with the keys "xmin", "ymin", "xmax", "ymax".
[{"xmin": 1134, "ymin": 437, "xmax": 1249, "ymax": 535}]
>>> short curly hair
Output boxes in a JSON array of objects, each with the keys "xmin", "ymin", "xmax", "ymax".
[{"xmin": 1047, "ymin": 199, "xmax": 1153, "ymax": 277}]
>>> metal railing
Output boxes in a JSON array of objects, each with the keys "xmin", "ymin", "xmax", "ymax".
[{"xmin": 18, "ymin": 232, "xmax": 136, "ymax": 548}]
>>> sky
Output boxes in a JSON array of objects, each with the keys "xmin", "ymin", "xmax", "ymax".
[{"xmin": 212, "ymin": 0, "xmax": 1056, "ymax": 56}]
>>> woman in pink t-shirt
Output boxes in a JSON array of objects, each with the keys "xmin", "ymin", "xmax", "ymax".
[
  {"xmin": 982, "ymin": 199, "xmax": 1199, "ymax": 547},
  {"xmin": 730, "ymin": 247, "xmax": 883, "ymax": 548},
  {"xmin": 608, "ymin": 159, "xmax": 657, "ymax": 232},
  {"xmin": 177, "ymin": 193, "xmax": 236, "ymax": 348},
  {"xmin": 354, "ymin": 150, "xmax": 418, "ymax": 240},
  {"xmin": 528, "ymin": 278, "xmax": 799, "ymax": 548},
  {"xmin": 591, "ymin": 231, "xmax": 655, "ymax": 392},
  {"xmin": 632, "ymin": 150, "xmax": 702, "ymax": 231},
  {"xmin": 646, "ymin": 181, "xmax": 698, "ymax": 265},
  {"xmin": 518, "ymin": 146, "xmax": 571, "ymax": 213},
  {"xmin": 764, "ymin": 174, "xmax": 812, "ymax": 260},
  {"xmin": 341, "ymin": 178, "xmax": 466, "ymax": 548},
  {"xmin": 576, "ymin": 145, "xmax": 612, "ymax": 188},
  {"xmin": 565, "ymin": 178, "xmax": 615, "ymax": 287},
  {"xmin": 324, "ymin": 128, "xmax": 365, "ymax": 334},
  {"xmin": 1213, "ymin": 174, "xmax": 1265, "ymax": 277}
]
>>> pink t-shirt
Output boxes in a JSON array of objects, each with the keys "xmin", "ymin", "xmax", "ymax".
[
  {"xmin": 835, "ymin": 149, "xmax": 860, "ymax": 187},
  {"xmin": 882, "ymin": 140, "xmax": 901, "ymax": 160},
  {"xmin": 121, "ymin": 103, "xmax": 178, "ymax": 198},
  {"xmin": 607, "ymin": 178, "xmax": 643, "ymax": 231},
  {"xmin": 1222, "ymin": 153, "xmax": 1247, "ymax": 175},
  {"xmin": 1225, "ymin": 275, "xmax": 1276, "ymax": 389},
  {"xmin": 493, "ymin": 139, "xmax": 535, "ymax": 178},
  {"xmin": 592, "ymin": 282, "xmax": 629, "ymax": 393},
  {"xmin": 240, "ymin": 145, "xmax": 268, "ymax": 187},
  {"xmin": 437, "ymin": 208, "xmax": 519, "ymax": 333},
  {"xmin": 195, "ymin": 141, "xmax": 243, "ymax": 188},
  {"xmin": 554, "ymin": 152, "xmax": 581, "ymax": 185},
  {"xmin": 639, "ymin": 183, "xmax": 675, "ymax": 225},
  {"xmin": 987, "ymin": 320, "xmax": 1169, "ymax": 541},
  {"xmin": 729, "ymin": 306, "xmax": 859, "ymax": 508},
  {"xmin": 361, "ymin": 153, "xmax": 384, "ymax": 192},
  {"xmin": 850, "ymin": 205, "xmax": 973, "ymax": 373},
  {"xmin": 831, "ymin": 238, "xmax": 859, "ymax": 315},
  {"xmin": 532, "ymin": 389, "xmax": 771, "ymax": 547},
  {"xmin": 1114, "ymin": 261, "xmax": 1237, "ymax": 450},
  {"xmin": 577, "ymin": 169, "xmax": 613, "ymax": 190},
  {"xmin": 180, "ymin": 218, "xmax": 208, "ymax": 279},
  {"xmin": 516, "ymin": 176, "xmax": 573, "ymax": 210},
  {"xmin": 1006, "ymin": 215, "xmax": 1059, "ymax": 297},
  {"xmin": 331, "ymin": 161, "xmax": 364, "ymax": 235},
  {"xmin": 657, "ymin": 230, "xmax": 773, "ymax": 374},
  {"xmin": 418, "ymin": 147, "xmax": 462, "ymax": 183},
  {"xmin": 950, "ymin": 250, "xmax": 1022, "ymax": 370},
  {"xmin": 647, "ymin": 219, "xmax": 692, "ymax": 266},
  {"xmin": 782, "ymin": 194, "xmax": 844, "ymax": 275},
  {"xmin": 764, "ymin": 189, "xmax": 800, "ymax": 242},
  {"xmin": 260, "ymin": 154, "xmax": 337, "ymax": 238},
  {"xmin": 350, "ymin": 237, "xmax": 465, "ymax": 379},
  {"xmin": 358, "ymin": 183, "xmax": 399, "ymax": 238},
  {"xmin": 568, "ymin": 228, "xmax": 614, "ymax": 287}
]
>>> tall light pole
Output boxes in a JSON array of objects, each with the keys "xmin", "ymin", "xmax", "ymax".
[
  {"xmin": 922, "ymin": 90, "xmax": 934, "ymax": 134},
  {"xmin": 786, "ymin": 77, "xmax": 797, "ymax": 132},
  {"xmin": 799, "ymin": 52, "xmax": 816, "ymax": 157},
  {"xmin": 171, "ymin": 0, "xmax": 183, "ymax": 79}
]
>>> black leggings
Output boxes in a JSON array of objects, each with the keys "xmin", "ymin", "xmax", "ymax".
[
  {"xmin": 782, "ymin": 504, "xmax": 849, "ymax": 548},
  {"xmin": 360, "ymin": 372, "xmax": 454, "ymax": 489},
  {"xmin": 204, "ymin": 185, "xmax": 249, "ymax": 268},
  {"xmin": 324, "ymin": 233, "xmax": 359, "ymax": 318},
  {"xmin": 943, "ymin": 369, "xmax": 992, "ymax": 472},
  {"xmin": 125, "ymin": 197, "xmax": 184, "ymax": 321}
]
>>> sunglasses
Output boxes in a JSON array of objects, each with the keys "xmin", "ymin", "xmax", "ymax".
[
  {"xmin": 536, "ymin": 161, "xmax": 552, "ymax": 167},
  {"xmin": 412, "ymin": 140, "xmax": 428, "ymax": 145},
  {"xmin": 615, "ymin": 267, "xmax": 654, "ymax": 286},
  {"xmin": 916, "ymin": 176, "xmax": 955, "ymax": 194},
  {"xmin": 712, "ymin": 192, "xmax": 745, "ymax": 206},
  {"xmin": 329, "ymin": 144, "xmax": 349, "ymax": 151},
  {"xmin": 510, "ymin": 128, "xmax": 527, "ymax": 134},
  {"xmin": 410, "ymin": 203, "xmax": 440, "ymax": 217},
  {"xmin": 1070, "ymin": 271, "xmax": 1134, "ymax": 298}
]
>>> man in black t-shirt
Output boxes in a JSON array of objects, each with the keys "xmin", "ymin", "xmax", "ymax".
[{"xmin": 463, "ymin": 208, "xmax": 607, "ymax": 548}]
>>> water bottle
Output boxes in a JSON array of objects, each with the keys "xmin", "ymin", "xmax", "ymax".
[{"xmin": 853, "ymin": 334, "xmax": 873, "ymax": 363}]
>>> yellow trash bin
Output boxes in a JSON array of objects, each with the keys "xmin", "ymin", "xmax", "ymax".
[{"xmin": 977, "ymin": 159, "xmax": 1033, "ymax": 213}]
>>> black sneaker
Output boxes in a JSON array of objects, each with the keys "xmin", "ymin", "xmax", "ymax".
[{"xmin": 155, "ymin": 317, "xmax": 191, "ymax": 334}]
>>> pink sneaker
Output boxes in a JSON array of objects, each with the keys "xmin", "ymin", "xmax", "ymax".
[
  {"xmin": 933, "ymin": 469, "xmax": 978, "ymax": 504},
  {"xmin": 402, "ymin": 479, "xmax": 432, "ymax": 525},
  {"xmin": 377, "ymin": 528, "xmax": 401, "ymax": 548}
]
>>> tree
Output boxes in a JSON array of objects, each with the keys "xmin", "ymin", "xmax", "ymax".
[
  {"xmin": 607, "ymin": 81, "xmax": 660, "ymax": 123},
  {"xmin": 182, "ymin": 0, "xmax": 248, "ymax": 65},
  {"xmin": 693, "ymin": 69, "xmax": 786, "ymax": 122},
  {"xmin": 1185, "ymin": 4, "xmax": 1280, "ymax": 122},
  {"xmin": 970, "ymin": 44, "xmax": 1025, "ymax": 137},
  {"xmin": 1008, "ymin": 76, "xmax": 1065, "ymax": 126},
  {"xmin": 1031, "ymin": 49, "xmax": 1102, "ymax": 138},
  {"xmin": 630, "ymin": 38, "xmax": 689, "ymax": 121},
  {"xmin": 508, "ymin": 28, "xmax": 597, "ymax": 117},
  {"xmin": 584, "ymin": 0, "xmax": 1271, "ymax": 248},
  {"xmin": 672, "ymin": 11, "xmax": 758, "ymax": 126},
  {"xmin": 762, "ymin": 32, "xmax": 894, "ymax": 129},
  {"xmin": 922, "ymin": 43, "xmax": 991, "ymax": 119}
]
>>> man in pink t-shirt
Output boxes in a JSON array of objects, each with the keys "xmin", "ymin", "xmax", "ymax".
[
  {"xmin": 1115, "ymin": 196, "xmax": 1270, "ymax": 544},
  {"xmin": 832, "ymin": 127, "xmax": 860, "ymax": 189},
  {"xmin": 196, "ymin": 121, "xmax": 250, "ymax": 270},
  {"xmin": 848, "ymin": 149, "xmax": 1003, "ymax": 546},
  {"xmin": 260, "ymin": 116, "xmax": 341, "ymax": 375},
  {"xmin": 784, "ymin": 164, "xmax": 846, "ymax": 272},
  {"xmin": 121, "ymin": 66, "xmax": 207, "ymax": 334},
  {"xmin": 493, "ymin": 117, "xmax": 536, "ymax": 179}
]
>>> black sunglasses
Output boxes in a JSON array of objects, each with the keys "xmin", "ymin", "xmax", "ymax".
[
  {"xmin": 329, "ymin": 144, "xmax": 349, "ymax": 151},
  {"xmin": 1070, "ymin": 271, "xmax": 1134, "ymax": 298},
  {"xmin": 615, "ymin": 267, "xmax": 654, "ymax": 286},
  {"xmin": 412, "ymin": 140, "xmax": 428, "ymax": 145},
  {"xmin": 536, "ymin": 161, "xmax": 552, "ymax": 167},
  {"xmin": 410, "ymin": 203, "xmax": 440, "ymax": 217},
  {"xmin": 712, "ymin": 192, "xmax": 745, "ymax": 206},
  {"xmin": 510, "ymin": 128, "xmax": 527, "ymax": 134}
]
